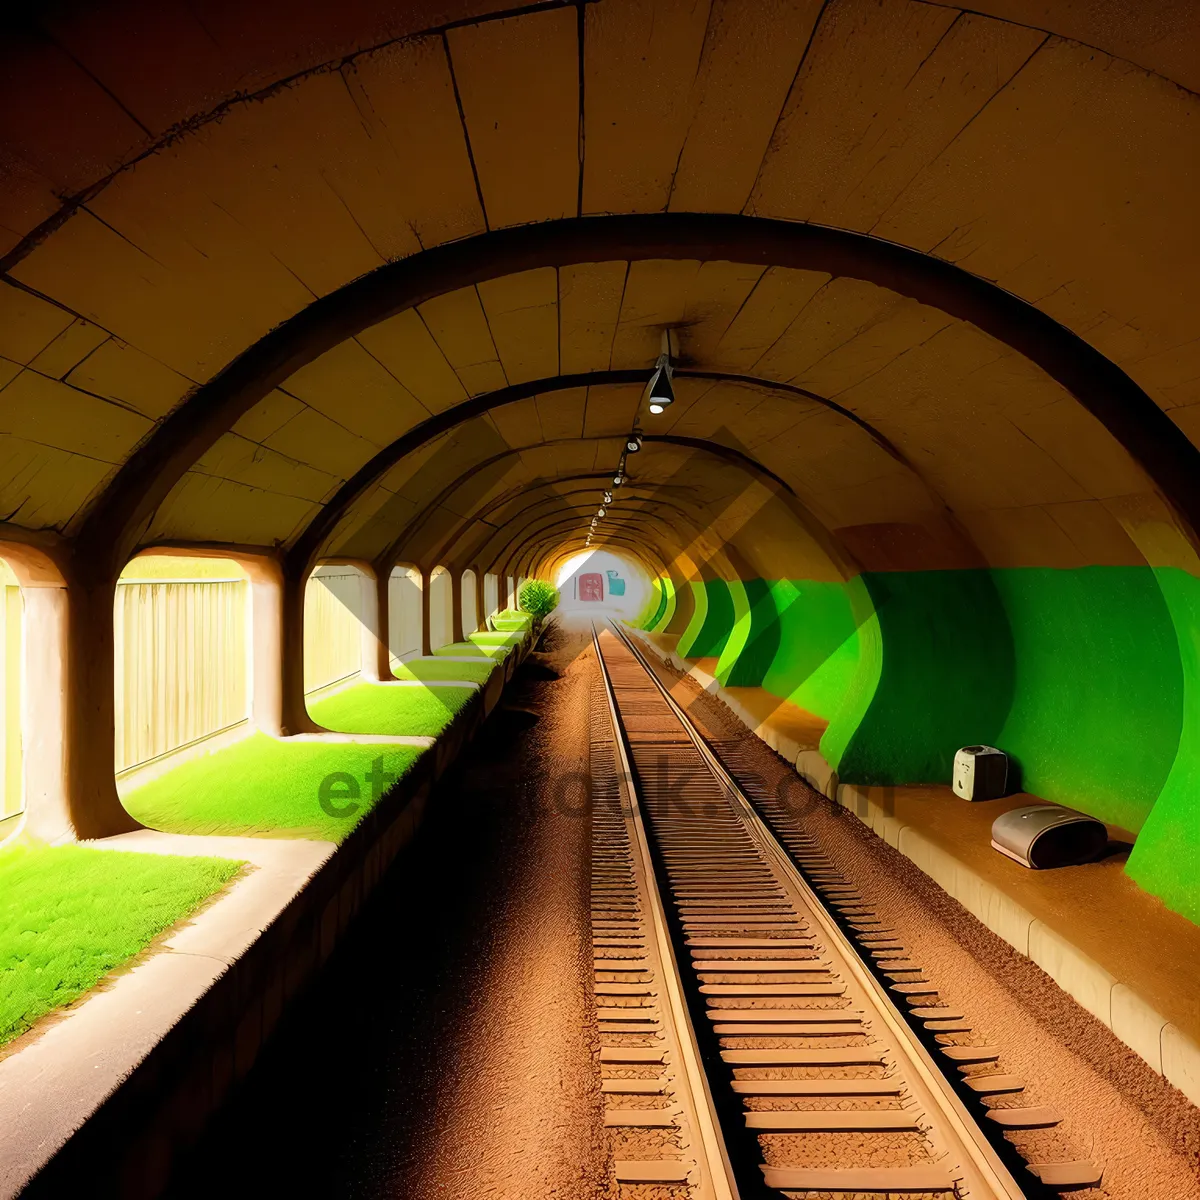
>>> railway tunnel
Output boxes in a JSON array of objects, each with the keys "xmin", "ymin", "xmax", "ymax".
[{"xmin": 1, "ymin": 1, "xmax": 1199, "ymax": 1197}]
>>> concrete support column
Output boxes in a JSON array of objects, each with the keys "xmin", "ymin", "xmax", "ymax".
[
  {"xmin": 239, "ymin": 556, "xmax": 285, "ymax": 737},
  {"xmin": 360, "ymin": 565, "xmax": 392, "ymax": 682},
  {"xmin": 475, "ymin": 569, "xmax": 487, "ymax": 632},
  {"xmin": 63, "ymin": 568, "xmax": 140, "ymax": 839},
  {"xmin": 451, "ymin": 571, "xmax": 465, "ymax": 644},
  {"xmin": 279, "ymin": 564, "xmax": 322, "ymax": 736},
  {"xmin": 420, "ymin": 569, "xmax": 433, "ymax": 657},
  {"xmin": 19, "ymin": 580, "xmax": 71, "ymax": 842}
]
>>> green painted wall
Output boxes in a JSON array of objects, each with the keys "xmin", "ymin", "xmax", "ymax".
[
  {"xmin": 991, "ymin": 568, "xmax": 1183, "ymax": 833},
  {"xmin": 833, "ymin": 570, "xmax": 1016, "ymax": 786},
  {"xmin": 640, "ymin": 579, "xmax": 668, "ymax": 631},
  {"xmin": 760, "ymin": 580, "xmax": 862, "ymax": 718},
  {"xmin": 669, "ymin": 564, "xmax": 1200, "ymax": 924},
  {"xmin": 679, "ymin": 579, "xmax": 733, "ymax": 658},
  {"xmin": 720, "ymin": 578, "xmax": 775, "ymax": 685},
  {"xmin": 1126, "ymin": 568, "xmax": 1200, "ymax": 922}
]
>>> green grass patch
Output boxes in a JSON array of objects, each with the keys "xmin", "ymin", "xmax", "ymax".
[
  {"xmin": 492, "ymin": 609, "xmax": 532, "ymax": 631},
  {"xmin": 392, "ymin": 657, "xmax": 496, "ymax": 683},
  {"xmin": 433, "ymin": 641, "xmax": 507, "ymax": 658},
  {"xmin": 124, "ymin": 733, "xmax": 424, "ymax": 843},
  {"xmin": 0, "ymin": 844, "xmax": 242, "ymax": 1047},
  {"xmin": 308, "ymin": 682, "xmax": 474, "ymax": 738},
  {"xmin": 470, "ymin": 630, "xmax": 524, "ymax": 647}
]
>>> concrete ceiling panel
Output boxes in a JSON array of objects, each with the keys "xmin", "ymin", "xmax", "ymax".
[
  {"xmin": 448, "ymin": 7, "xmax": 580, "ymax": 228},
  {"xmin": 192, "ymin": 433, "xmax": 340, "ymax": 505},
  {"xmin": 282, "ymin": 338, "xmax": 430, "ymax": 445},
  {"xmin": 0, "ymin": 369, "xmax": 152, "ymax": 464},
  {"xmin": 582, "ymin": 0, "xmax": 713, "ymax": 214},
  {"xmin": 0, "ymin": 439, "xmax": 113, "ymax": 531},
  {"xmin": 558, "ymin": 261, "xmax": 628, "ymax": 373},
  {"xmin": 263, "ymin": 406, "xmax": 379, "ymax": 479},
  {"xmin": 477, "ymin": 268, "xmax": 560, "ymax": 384},
  {"xmin": 347, "ymin": 36, "xmax": 488, "ymax": 250},
  {"xmin": 668, "ymin": 0, "xmax": 825, "ymax": 214},
  {"xmin": 750, "ymin": 2, "xmax": 1045, "ymax": 232},
  {"xmin": 0, "ymin": 280, "xmax": 76, "ymax": 366},
  {"xmin": 710, "ymin": 266, "xmax": 833, "ymax": 371},
  {"xmin": 355, "ymin": 309, "xmax": 469, "ymax": 416},
  {"xmin": 417, "ymin": 286, "xmax": 508, "ymax": 396},
  {"xmin": 535, "ymin": 387, "xmax": 589, "ymax": 443}
]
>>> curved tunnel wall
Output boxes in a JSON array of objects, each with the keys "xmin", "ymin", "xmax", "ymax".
[{"xmin": 642, "ymin": 563, "xmax": 1200, "ymax": 922}]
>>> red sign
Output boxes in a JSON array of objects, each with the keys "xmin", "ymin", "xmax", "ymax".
[{"xmin": 578, "ymin": 572, "xmax": 604, "ymax": 602}]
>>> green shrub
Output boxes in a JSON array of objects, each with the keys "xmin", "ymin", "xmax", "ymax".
[{"xmin": 518, "ymin": 579, "xmax": 559, "ymax": 618}]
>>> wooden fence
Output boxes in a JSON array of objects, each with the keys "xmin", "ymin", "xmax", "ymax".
[{"xmin": 113, "ymin": 578, "xmax": 249, "ymax": 774}]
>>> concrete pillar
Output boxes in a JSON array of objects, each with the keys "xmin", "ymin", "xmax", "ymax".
[
  {"xmin": 278, "ymin": 564, "xmax": 322, "ymax": 736},
  {"xmin": 359, "ymin": 565, "xmax": 392, "ymax": 682},
  {"xmin": 237, "ymin": 556, "xmax": 285, "ymax": 737},
  {"xmin": 420, "ymin": 568, "xmax": 433, "ymax": 657},
  {"xmin": 62, "ymin": 568, "xmax": 141, "ymax": 839},
  {"xmin": 475, "ymin": 569, "xmax": 487, "ymax": 632},
  {"xmin": 451, "ymin": 571, "xmax": 465, "ymax": 644},
  {"xmin": 18, "ymin": 579, "xmax": 71, "ymax": 842}
]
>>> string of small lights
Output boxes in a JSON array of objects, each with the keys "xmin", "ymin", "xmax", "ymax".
[{"xmin": 586, "ymin": 336, "xmax": 673, "ymax": 549}]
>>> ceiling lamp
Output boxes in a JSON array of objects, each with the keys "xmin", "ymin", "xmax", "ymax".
[
  {"xmin": 613, "ymin": 471, "xmax": 624, "ymax": 486},
  {"xmin": 597, "ymin": 507, "xmax": 607, "ymax": 518},
  {"xmin": 626, "ymin": 432, "xmax": 642, "ymax": 453},
  {"xmin": 646, "ymin": 353, "xmax": 674, "ymax": 415},
  {"xmin": 603, "ymin": 491, "xmax": 613, "ymax": 503}
]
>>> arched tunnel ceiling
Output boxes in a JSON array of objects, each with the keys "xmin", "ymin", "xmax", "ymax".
[{"xmin": 2, "ymin": 0, "xmax": 1199, "ymax": 578}]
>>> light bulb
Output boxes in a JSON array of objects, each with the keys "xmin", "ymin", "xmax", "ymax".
[{"xmin": 649, "ymin": 403, "xmax": 664, "ymax": 414}]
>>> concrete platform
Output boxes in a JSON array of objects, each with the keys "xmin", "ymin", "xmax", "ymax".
[
  {"xmin": 0, "ymin": 834, "xmax": 333, "ymax": 1198},
  {"xmin": 627, "ymin": 626, "xmax": 1200, "ymax": 1109}
]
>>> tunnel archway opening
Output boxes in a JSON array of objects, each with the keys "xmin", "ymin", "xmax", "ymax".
[{"xmin": 554, "ymin": 550, "xmax": 649, "ymax": 623}]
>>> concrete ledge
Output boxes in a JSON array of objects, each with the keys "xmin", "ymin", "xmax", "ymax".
[
  {"xmin": 796, "ymin": 750, "xmax": 838, "ymax": 800},
  {"xmin": 834, "ymin": 776, "xmax": 1200, "ymax": 1106},
  {"xmin": 10, "ymin": 645, "xmax": 530, "ymax": 1199}
]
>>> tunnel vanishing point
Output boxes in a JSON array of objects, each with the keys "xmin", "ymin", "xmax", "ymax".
[{"xmin": 2, "ymin": 3, "xmax": 1200, "ymax": 1197}]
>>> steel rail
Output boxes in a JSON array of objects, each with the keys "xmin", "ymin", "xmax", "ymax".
[{"xmin": 598, "ymin": 619, "xmax": 1028, "ymax": 1199}]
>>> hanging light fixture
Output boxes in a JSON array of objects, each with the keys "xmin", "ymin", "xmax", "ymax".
[
  {"xmin": 603, "ymin": 491, "xmax": 613, "ymax": 504},
  {"xmin": 646, "ymin": 354, "xmax": 674, "ymax": 415},
  {"xmin": 597, "ymin": 506, "xmax": 607, "ymax": 518},
  {"xmin": 626, "ymin": 432, "xmax": 642, "ymax": 453}
]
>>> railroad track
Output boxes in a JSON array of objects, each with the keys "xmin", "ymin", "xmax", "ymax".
[{"xmin": 590, "ymin": 621, "xmax": 1049, "ymax": 1199}]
